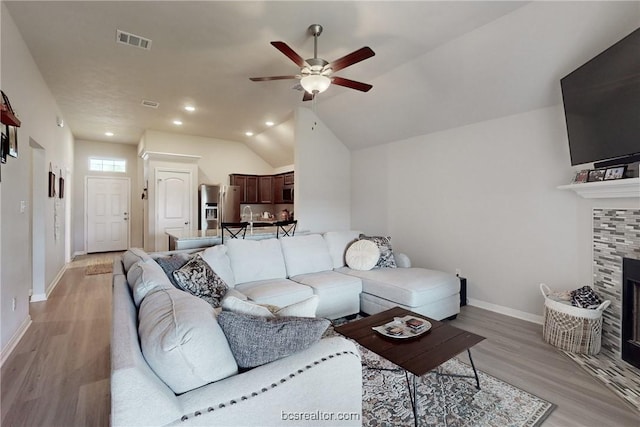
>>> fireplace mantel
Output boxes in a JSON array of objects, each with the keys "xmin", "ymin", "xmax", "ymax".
[{"xmin": 558, "ymin": 177, "xmax": 640, "ymax": 199}]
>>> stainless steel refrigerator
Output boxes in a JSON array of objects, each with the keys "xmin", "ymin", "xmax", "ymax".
[{"xmin": 198, "ymin": 184, "xmax": 241, "ymax": 231}]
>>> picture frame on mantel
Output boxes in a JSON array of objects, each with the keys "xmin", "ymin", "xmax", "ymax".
[
  {"xmin": 588, "ymin": 169, "xmax": 606, "ymax": 182},
  {"xmin": 604, "ymin": 165, "xmax": 626, "ymax": 181},
  {"xmin": 573, "ymin": 169, "xmax": 590, "ymax": 183}
]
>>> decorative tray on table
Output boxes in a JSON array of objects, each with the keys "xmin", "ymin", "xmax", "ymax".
[{"xmin": 372, "ymin": 315, "xmax": 432, "ymax": 339}]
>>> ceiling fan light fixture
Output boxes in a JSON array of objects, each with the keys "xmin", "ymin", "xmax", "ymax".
[{"xmin": 300, "ymin": 74, "xmax": 331, "ymax": 94}]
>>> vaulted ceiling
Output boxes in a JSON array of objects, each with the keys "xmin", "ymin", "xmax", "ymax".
[{"xmin": 4, "ymin": 1, "xmax": 639, "ymax": 167}]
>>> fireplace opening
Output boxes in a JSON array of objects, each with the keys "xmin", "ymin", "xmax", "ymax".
[{"xmin": 622, "ymin": 257, "xmax": 640, "ymax": 369}]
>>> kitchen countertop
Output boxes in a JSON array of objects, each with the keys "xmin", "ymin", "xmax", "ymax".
[{"xmin": 166, "ymin": 223, "xmax": 305, "ymax": 250}]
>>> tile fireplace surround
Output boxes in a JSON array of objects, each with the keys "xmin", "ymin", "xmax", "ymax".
[{"xmin": 563, "ymin": 208, "xmax": 640, "ymax": 412}]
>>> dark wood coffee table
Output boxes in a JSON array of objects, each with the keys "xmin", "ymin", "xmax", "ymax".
[{"xmin": 334, "ymin": 306, "xmax": 485, "ymax": 427}]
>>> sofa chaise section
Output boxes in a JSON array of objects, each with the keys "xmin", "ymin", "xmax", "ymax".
[{"xmin": 111, "ymin": 253, "xmax": 363, "ymax": 427}]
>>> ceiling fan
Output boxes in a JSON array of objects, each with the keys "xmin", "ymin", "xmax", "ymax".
[{"xmin": 250, "ymin": 24, "xmax": 375, "ymax": 101}]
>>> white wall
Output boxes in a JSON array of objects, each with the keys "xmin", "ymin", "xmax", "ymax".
[
  {"xmin": 1, "ymin": 5, "xmax": 74, "ymax": 356},
  {"xmin": 141, "ymin": 130, "xmax": 275, "ymax": 186},
  {"xmin": 351, "ymin": 105, "xmax": 636, "ymax": 319},
  {"xmin": 295, "ymin": 108, "xmax": 351, "ymax": 233},
  {"xmin": 73, "ymin": 140, "xmax": 142, "ymax": 254}
]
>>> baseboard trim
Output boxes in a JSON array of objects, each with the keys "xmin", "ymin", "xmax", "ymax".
[
  {"xmin": 0, "ymin": 315, "xmax": 32, "ymax": 367},
  {"xmin": 73, "ymin": 250, "xmax": 87, "ymax": 258},
  {"xmin": 30, "ymin": 264, "xmax": 67, "ymax": 303},
  {"xmin": 468, "ymin": 298, "xmax": 543, "ymax": 325}
]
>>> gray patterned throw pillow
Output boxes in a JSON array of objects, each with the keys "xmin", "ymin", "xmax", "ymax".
[
  {"xmin": 172, "ymin": 254, "xmax": 228, "ymax": 308},
  {"xmin": 359, "ymin": 234, "xmax": 397, "ymax": 269},
  {"xmin": 155, "ymin": 253, "xmax": 193, "ymax": 288},
  {"xmin": 217, "ymin": 311, "xmax": 330, "ymax": 368}
]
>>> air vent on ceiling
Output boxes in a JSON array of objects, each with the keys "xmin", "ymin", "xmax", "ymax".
[
  {"xmin": 141, "ymin": 99, "xmax": 159, "ymax": 108},
  {"xmin": 116, "ymin": 29, "xmax": 152, "ymax": 50}
]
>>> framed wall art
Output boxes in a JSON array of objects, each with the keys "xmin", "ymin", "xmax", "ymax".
[
  {"xmin": 7, "ymin": 125, "xmax": 17, "ymax": 158},
  {"xmin": 48, "ymin": 163, "xmax": 56, "ymax": 197}
]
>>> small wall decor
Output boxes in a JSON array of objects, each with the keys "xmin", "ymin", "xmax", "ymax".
[
  {"xmin": 1, "ymin": 126, "xmax": 7, "ymax": 164},
  {"xmin": 7, "ymin": 125, "xmax": 17, "ymax": 158},
  {"xmin": 48, "ymin": 163, "xmax": 56, "ymax": 197},
  {"xmin": 59, "ymin": 169, "xmax": 64, "ymax": 198}
]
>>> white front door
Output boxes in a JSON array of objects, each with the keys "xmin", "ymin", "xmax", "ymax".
[
  {"xmin": 155, "ymin": 169, "xmax": 192, "ymax": 251},
  {"xmin": 86, "ymin": 177, "xmax": 130, "ymax": 253}
]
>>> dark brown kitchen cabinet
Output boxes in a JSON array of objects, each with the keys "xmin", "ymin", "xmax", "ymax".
[
  {"xmin": 273, "ymin": 175, "xmax": 285, "ymax": 203},
  {"xmin": 229, "ymin": 174, "xmax": 258, "ymax": 203},
  {"xmin": 284, "ymin": 173, "xmax": 294, "ymax": 185},
  {"xmin": 259, "ymin": 176, "xmax": 273, "ymax": 203}
]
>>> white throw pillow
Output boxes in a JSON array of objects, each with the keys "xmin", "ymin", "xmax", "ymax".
[
  {"xmin": 345, "ymin": 239, "xmax": 380, "ymax": 271},
  {"xmin": 221, "ymin": 295, "xmax": 274, "ymax": 317},
  {"xmin": 322, "ymin": 231, "xmax": 362, "ymax": 269},
  {"xmin": 222, "ymin": 295, "xmax": 319, "ymax": 318},
  {"xmin": 275, "ymin": 295, "xmax": 319, "ymax": 317},
  {"xmin": 139, "ymin": 289, "xmax": 238, "ymax": 394}
]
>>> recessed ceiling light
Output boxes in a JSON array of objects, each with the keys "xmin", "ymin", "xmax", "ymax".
[
  {"xmin": 105, "ymin": 132, "xmax": 114, "ymax": 136},
  {"xmin": 245, "ymin": 131, "xmax": 254, "ymax": 137},
  {"xmin": 184, "ymin": 105, "xmax": 195, "ymax": 112},
  {"xmin": 173, "ymin": 120, "xmax": 183, "ymax": 126},
  {"xmin": 265, "ymin": 121, "xmax": 274, "ymax": 127}
]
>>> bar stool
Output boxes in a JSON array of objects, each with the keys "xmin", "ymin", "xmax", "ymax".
[
  {"xmin": 221, "ymin": 222, "xmax": 249, "ymax": 243},
  {"xmin": 275, "ymin": 220, "xmax": 297, "ymax": 238}
]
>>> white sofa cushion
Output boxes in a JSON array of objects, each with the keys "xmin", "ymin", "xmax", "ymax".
[
  {"xmin": 138, "ymin": 288, "xmax": 238, "ymax": 394},
  {"xmin": 322, "ymin": 231, "xmax": 361, "ymax": 269},
  {"xmin": 225, "ymin": 238, "xmax": 287, "ymax": 285},
  {"xmin": 200, "ymin": 245, "xmax": 236, "ymax": 288},
  {"xmin": 234, "ymin": 278, "xmax": 314, "ymax": 307},
  {"xmin": 345, "ymin": 239, "xmax": 380, "ymax": 270},
  {"xmin": 339, "ymin": 266, "xmax": 459, "ymax": 307},
  {"xmin": 128, "ymin": 260, "xmax": 175, "ymax": 306},
  {"xmin": 280, "ymin": 234, "xmax": 333, "ymax": 277}
]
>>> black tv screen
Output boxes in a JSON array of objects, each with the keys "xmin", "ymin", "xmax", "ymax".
[{"xmin": 561, "ymin": 28, "xmax": 640, "ymax": 166}]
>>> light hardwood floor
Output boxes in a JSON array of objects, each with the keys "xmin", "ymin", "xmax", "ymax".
[{"xmin": 1, "ymin": 256, "xmax": 638, "ymax": 426}]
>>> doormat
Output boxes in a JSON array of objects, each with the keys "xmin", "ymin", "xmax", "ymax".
[
  {"xmin": 359, "ymin": 344, "xmax": 555, "ymax": 427},
  {"xmin": 85, "ymin": 259, "xmax": 113, "ymax": 275}
]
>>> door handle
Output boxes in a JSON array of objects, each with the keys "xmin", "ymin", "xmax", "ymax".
[{"xmin": 184, "ymin": 221, "xmax": 189, "ymax": 225}]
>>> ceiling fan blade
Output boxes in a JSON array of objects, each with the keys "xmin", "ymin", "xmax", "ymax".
[
  {"xmin": 250, "ymin": 76, "xmax": 298, "ymax": 82},
  {"xmin": 331, "ymin": 76, "xmax": 373, "ymax": 92},
  {"xmin": 302, "ymin": 91, "xmax": 314, "ymax": 102},
  {"xmin": 328, "ymin": 47, "xmax": 375, "ymax": 72},
  {"xmin": 271, "ymin": 41, "xmax": 306, "ymax": 67}
]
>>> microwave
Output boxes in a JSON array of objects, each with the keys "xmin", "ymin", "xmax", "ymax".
[{"xmin": 282, "ymin": 185, "xmax": 294, "ymax": 202}]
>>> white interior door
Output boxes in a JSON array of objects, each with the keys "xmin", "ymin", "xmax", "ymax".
[
  {"xmin": 86, "ymin": 177, "xmax": 130, "ymax": 253},
  {"xmin": 155, "ymin": 169, "xmax": 192, "ymax": 251}
]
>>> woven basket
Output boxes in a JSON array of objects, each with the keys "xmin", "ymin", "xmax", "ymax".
[{"xmin": 540, "ymin": 283, "xmax": 610, "ymax": 355}]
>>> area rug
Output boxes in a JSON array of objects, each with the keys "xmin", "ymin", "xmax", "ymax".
[
  {"xmin": 356, "ymin": 342, "xmax": 555, "ymax": 427},
  {"xmin": 85, "ymin": 259, "xmax": 113, "ymax": 275}
]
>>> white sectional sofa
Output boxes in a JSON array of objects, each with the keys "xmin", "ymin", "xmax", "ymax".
[{"xmin": 110, "ymin": 230, "xmax": 460, "ymax": 426}]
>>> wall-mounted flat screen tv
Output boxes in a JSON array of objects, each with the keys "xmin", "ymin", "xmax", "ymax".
[{"xmin": 561, "ymin": 28, "xmax": 640, "ymax": 166}]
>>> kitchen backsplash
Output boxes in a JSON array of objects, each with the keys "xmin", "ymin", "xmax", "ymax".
[{"xmin": 241, "ymin": 203, "xmax": 293, "ymax": 221}]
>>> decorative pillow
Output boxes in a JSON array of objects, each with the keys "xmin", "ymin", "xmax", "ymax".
[
  {"xmin": 274, "ymin": 295, "xmax": 319, "ymax": 318},
  {"xmin": 172, "ymin": 254, "xmax": 229, "ymax": 308},
  {"xmin": 155, "ymin": 253, "xmax": 193, "ymax": 288},
  {"xmin": 221, "ymin": 295, "xmax": 319, "ymax": 318},
  {"xmin": 345, "ymin": 239, "xmax": 380, "ymax": 271},
  {"xmin": 217, "ymin": 311, "xmax": 330, "ymax": 368},
  {"xmin": 139, "ymin": 288, "xmax": 238, "ymax": 394},
  {"xmin": 221, "ymin": 295, "xmax": 274, "ymax": 317},
  {"xmin": 359, "ymin": 234, "xmax": 397, "ymax": 269}
]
